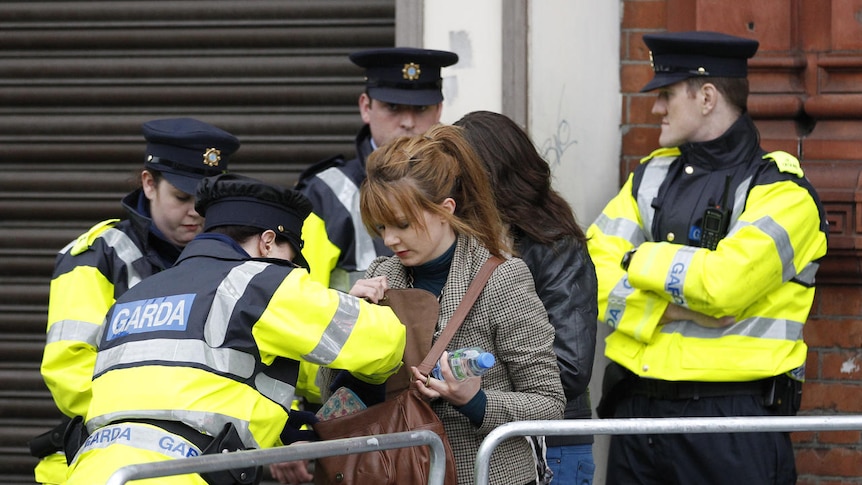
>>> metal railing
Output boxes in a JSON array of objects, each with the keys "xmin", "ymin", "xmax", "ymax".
[
  {"xmin": 474, "ymin": 415, "xmax": 862, "ymax": 484},
  {"xmin": 105, "ymin": 429, "xmax": 447, "ymax": 485}
]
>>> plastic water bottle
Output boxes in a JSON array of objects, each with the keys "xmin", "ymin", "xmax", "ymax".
[{"xmin": 431, "ymin": 347, "xmax": 495, "ymax": 381}]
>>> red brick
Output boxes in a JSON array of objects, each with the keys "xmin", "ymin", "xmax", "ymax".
[
  {"xmin": 621, "ymin": 63, "xmax": 654, "ymax": 93},
  {"xmin": 802, "ymin": 382, "xmax": 862, "ymax": 413},
  {"xmin": 821, "ymin": 351, "xmax": 862, "ymax": 380},
  {"xmin": 621, "ymin": 1, "xmax": 667, "ymax": 29},
  {"xmin": 792, "ymin": 430, "xmax": 816, "ymax": 443},
  {"xmin": 806, "ymin": 350, "xmax": 820, "ymax": 380},
  {"xmin": 796, "ymin": 447, "xmax": 862, "ymax": 477},
  {"xmin": 819, "ymin": 430, "xmax": 862, "ymax": 445},
  {"xmin": 805, "ymin": 319, "xmax": 862, "ymax": 348},
  {"xmin": 628, "ymin": 95, "xmax": 660, "ymax": 125},
  {"xmin": 628, "ymin": 31, "xmax": 652, "ymax": 61},
  {"xmin": 817, "ymin": 286, "xmax": 862, "ymax": 317},
  {"xmin": 622, "ymin": 126, "xmax": 660, "ymax": 157}
]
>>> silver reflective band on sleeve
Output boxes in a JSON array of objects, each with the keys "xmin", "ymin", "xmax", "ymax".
[
  {"xmin": 45, "ymin": 319, "xmax": 100, "ymax": 346},
  {"xmin": 605, "ymin": 275, "xmax": 635, "ymax": 330},
  {"xmin": 205, "ymin": 261, "xmax": 269, "ymax": 348},
  {"xmin": 638, "ymin": 156, "xmax": 676, "ymax": 242},
  {"xmin": 792, "ymin": 262, "xmax": 819, "ymax": 287},
  {"xmin": 255, "ymin": 373, "xmax": 296, "ymax": 410},
  {"xmin": 94, "ymin": 338, "xmax": 256, "ymax": 379},
  {"xmin": 751, "ymin": 216, "xmax": 797, "ymax": 283},
  {"xmin": 317, "ymin": 168, "xmax": 377, "ymax": 270},
  {"xmin": 102, "ymin": 228, "xmax": 145, "ymax": 289},
  {"xmin": 661, "ymin": 315, "xmax": 803, "ymax": 341},
  {"xmin": 301, "ymin": 291, "xmax": 361, "ymax": 365},
  {"xmin": 593, "ymin": 213, "xmax": 647, "ymax": 247},
  {"xmin": 664, "ymin": 246, "xmax": 696, "ymax": 306}
]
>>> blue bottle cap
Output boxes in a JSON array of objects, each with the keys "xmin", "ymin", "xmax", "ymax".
[{"xmin": 477, "ymin": 352, "xmax": 496, "ymax": 369}]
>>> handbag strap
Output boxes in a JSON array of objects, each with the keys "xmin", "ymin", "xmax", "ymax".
[{"xmin": 416, "ymin": 256, "xmax": 504, "ymax": 374}]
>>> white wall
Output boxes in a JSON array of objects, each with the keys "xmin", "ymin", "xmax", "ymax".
[{"xmin": 424, "ymin": 0, "xmax": 503, "ymax": 121}]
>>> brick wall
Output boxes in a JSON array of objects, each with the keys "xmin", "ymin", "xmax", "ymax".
[{"xmin": 620, "ymin": 1, "xmax": 862, "ymax": 483}]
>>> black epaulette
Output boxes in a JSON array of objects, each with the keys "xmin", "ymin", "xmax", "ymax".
[{"xmin": 295, "ymin": 154, "xmax": 346, "ymax": 188}]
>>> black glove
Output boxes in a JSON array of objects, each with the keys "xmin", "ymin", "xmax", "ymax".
[
  {"xmin": 330, "ymin": 370, "xmax": 386, "ymax": 407},
  {"xmin": 280, "ymin": 410, "xmax": 319, "ymax": 445}
]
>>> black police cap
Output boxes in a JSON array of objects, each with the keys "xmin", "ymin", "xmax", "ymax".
[
  {"xmin": 196, "ymin": 173, "xmax": 312, "ymax": 268},
  {"xmin": 641, "ymin": 31, "xmax": 759, "ymax": 92},
  {"xmin": 350, "ymin": 47, "xmax": 458, "ymax": 106},
  {"xmin": 143, "ymin": 118, "xmax": 240, "ymax": 195}
]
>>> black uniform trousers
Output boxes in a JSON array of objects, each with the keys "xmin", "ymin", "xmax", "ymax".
[{"xmin": 606, "ymin": 391, "xmax": 797, "ymax": 485}]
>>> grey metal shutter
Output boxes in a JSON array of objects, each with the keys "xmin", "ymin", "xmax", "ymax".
[{"xmin": 0, "ymin": 1, "xmax": 394, "ymax": 481}]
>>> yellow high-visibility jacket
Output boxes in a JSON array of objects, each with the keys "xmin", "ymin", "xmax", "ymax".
[
  {"xmin": 587, "ymin": 116, "xmax": 828, "ymax": 382},
  {"xmin": 295, "ymin": 125, "xmax": 392, "ymax": 403},
  {"xmin": 37, "ymin": 191, "xmax": 179, "ymax": 484},
  {"xmin": 66, "ymin": 236, "xmax": 405, "ymax": 484}
]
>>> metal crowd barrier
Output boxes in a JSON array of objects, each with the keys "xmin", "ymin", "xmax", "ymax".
[
  {"xmin": 474, "ymin": 415, "xmax": 862, "ymax": 484},
  {"xmin": 105, "ymin": 429, "xmax": 447, "ymax": 485}
]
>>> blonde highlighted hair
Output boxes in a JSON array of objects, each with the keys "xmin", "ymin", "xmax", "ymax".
[{"xmin": 360, "ymin": 124, "xmax": 508, "ymax": 258}]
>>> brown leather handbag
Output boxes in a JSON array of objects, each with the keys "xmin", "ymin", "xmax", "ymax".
[{"xmin": 313, "ymin": 257, "xmax": 502, "ymax": 485}]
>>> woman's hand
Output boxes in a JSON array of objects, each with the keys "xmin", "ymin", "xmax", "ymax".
[
  {"xmin": 411, "ymin": 351, "xmax": 481, "ymax": 406},
  {"xmin": 349, "ymin": 275, "xmax": 389, "ymax": 303}
]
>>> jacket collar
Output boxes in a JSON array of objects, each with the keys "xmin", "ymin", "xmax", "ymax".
[{"xmin": 679, "ymin": 112, "xmax": 761, "ymax": 170}]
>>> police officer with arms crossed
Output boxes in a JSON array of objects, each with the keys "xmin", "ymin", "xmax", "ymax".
[
  {"xmin": 34, "ymin": 118, "xmax": 240, "ymax": 485},
  {"xmin": 587, "ymin": 31, "xmax": 828, "ymax": 484},
  {"xmin": 294, "ymin": 46, "xmax": 458, "ymax": 405},
  {"xmin": 64, "ymin": 173, "xmax": 406, "ymax": 485}
]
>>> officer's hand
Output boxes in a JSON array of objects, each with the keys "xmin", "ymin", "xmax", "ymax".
[
  {"xmin": 269, "ymin": 456, "xmax": 312, "ymax": 484},
  {"xmin": 349, "ymin": 275, "xmax": 388, "ymax": 303},
  {"xmin": 662, "ymin": 303, "xmax": 736, "ymax": 328}
]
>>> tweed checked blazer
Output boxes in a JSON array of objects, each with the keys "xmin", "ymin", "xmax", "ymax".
[{"xmin": 366, "ymin": 234, "xmax": 566, "ymax": 485}]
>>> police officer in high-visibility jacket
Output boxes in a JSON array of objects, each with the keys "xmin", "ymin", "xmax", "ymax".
[
  {"xmin": 64, "ymin": 173, "xmax": 405, "ymax": 485},
  {"xmin": 587, "ymin": 31, "xmax": 828, "ymax": 484},
  {"xmin": 34, "ymin": 118, "xmax": 239, "ymax": 485},
  {"xmin": 294, "ymin": 47, "xmax": 458, "ymax": 406}
]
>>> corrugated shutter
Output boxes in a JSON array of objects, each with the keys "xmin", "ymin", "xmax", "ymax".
[{"xmin": 0, "ymin": 1, "xmax": 394, "ymax": 482}]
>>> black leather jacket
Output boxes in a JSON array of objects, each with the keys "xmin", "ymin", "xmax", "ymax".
[{"xmin": 516, "ymin": 232, "xmax": 598, "ymax": 446}]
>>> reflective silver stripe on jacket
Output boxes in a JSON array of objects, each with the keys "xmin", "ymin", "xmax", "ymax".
[
  {"xmin": 205, "ymin": 261, "xmax": 268, "ymax": 348},
  {"xmin": 661, "ymin": 315, "xmax": 804, "ymax": 341},
  {"xmin": 86, "ymin": 409, "xmax": 258, "ymax": 449},
  {"xmin": 45, "ymin": 319, "xmax": 100, "ymax": 346},
  {"xmin": 102, "ymin": 228, "xmax": 145, "ymax": 289},
  {"xmin": 302, "ymin": 291, "xmax": 362, "ymax": 365},
  {"xmin": 605, "ymin": 276, "xmax": 635, "ymax": 330},
  {"xmin": 663, "ymin": 245, "xmax": 697, "ymax": 306},
  {"xmin": 95, "ymin": 260, "xmax": 297, "ymax": 414},
  {"xmin": 592, "ymin": 213, "xmax": 646, "ymax": 247},
  {"xmin": 732, "ymin": 216, "xmax": 798, "ymax": 283},
  {"xmin": 317, "ymin": 168, "xmax": 377, "ymax": 271},
  {"xmin": 637, "ymin": 156, "xmax": 675, "ymax": 242},
  {"xmin": 70, "ymin": 422, "xmax": 202, "ymax": 466}
]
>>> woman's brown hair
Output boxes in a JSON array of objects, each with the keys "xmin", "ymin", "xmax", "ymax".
[
  {"xmin": 455, "ymin": 110, "xmax": 586, "ymax": 246},
  {"xmin": 360, "ymin": 124, "xmax": 508, "ymax": 258}
]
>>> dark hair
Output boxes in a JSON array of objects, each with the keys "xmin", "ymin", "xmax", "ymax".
[
  {"xmin": 130, "ymin": 168, "xmax": 163, "ymax": 191},
  {"xmin": 361, "ymin": 124, "xmax": 508, "ymax": 258},
  {"xmin": 207, "ymin": 225, "xmax": 292, "ymax": 246},
  {"xmin": 454, "ymin": 111, "xmax": 586, "ymax": 247},
  {"xmin": 685, "ymin": 77, "xmax": 749, "ymax": 113}
]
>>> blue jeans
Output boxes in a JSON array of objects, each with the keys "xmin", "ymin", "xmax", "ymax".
[{"xmin": 546, "ymin": 443, "xmax": 595, "ymax": 485}]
